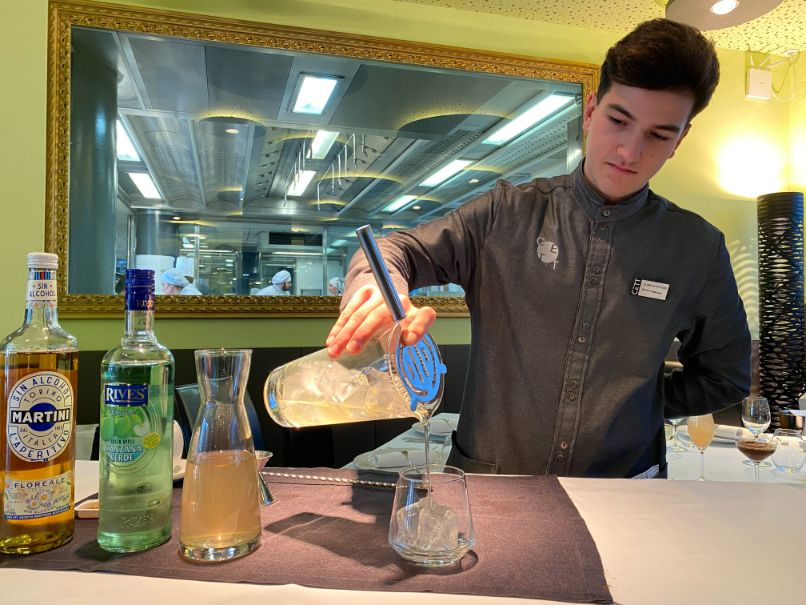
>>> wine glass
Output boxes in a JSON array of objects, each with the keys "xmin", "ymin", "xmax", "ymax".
[
  {"xmin": 742, "ymin": 396, "xmax": 771, "ymax": 438},
  {"xmin": 741, "ymin": 396, "xmax": 772, "ymax": 467},
  {"xmin": 736, "ymin": 433, "xmax": 777, "ymax": 481},
  {"xmin": 771, "ymin": 429, "xmax": 806, "ymax": 474},
  {"xmin": 687, "ymin": 414, "xmax": 715, "ymax": 481},
  {"xmin": 667, "ymin": 417, "xmax": 687, "ymax": 453}
]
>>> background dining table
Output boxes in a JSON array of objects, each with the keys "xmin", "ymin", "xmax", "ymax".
[
  {"xmin": 347, "ymin": 413, "xmax": 806, "ymax": 484},
  {"xmin": 3, "ymin": 415, "xmax": 806, "ymax": 604}
]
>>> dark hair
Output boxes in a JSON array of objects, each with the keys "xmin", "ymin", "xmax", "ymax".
[{"xmin": 597, "ymin": 19, "xmax": 720, "ymax": 120}]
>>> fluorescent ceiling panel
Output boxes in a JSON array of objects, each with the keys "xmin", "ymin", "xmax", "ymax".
[
  {"xmin": 483, "ymin": 94, "xmax": 574, "ymax": 146},
  {"xmin": 420, "ymin": 160, "xmax": 472, "ymax": 188},
  {"xmin": 383, "ymin": 194, "xmax": 417, "ymax": 212},
  {"xmin": 293, "ymin": 75, "xmax": 339, "ymax": 115},
  {"xmin": 288, "ymin": 169, "xmax": 317, "ymax": 196},
  {"xmin": 129, "ymin": 172, "xmax": 161, "ymax": 199},
  {"xmin": 311, "ymin": 130, "xmax": 340, "ymax": 159},
  {"xmin": 116, "ymin": 120, "xmax": 140, "ymax": 161}
]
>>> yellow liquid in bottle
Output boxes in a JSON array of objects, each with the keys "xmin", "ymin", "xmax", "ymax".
[{"xmin": 1, "ymin": 351, "xmax": 78, "ymax": 555}]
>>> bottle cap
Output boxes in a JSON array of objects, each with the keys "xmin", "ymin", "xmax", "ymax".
[
  {"xmin": 125, "ymin": 269, "xmax": 155, "ymax": 288},
  {"xmin": 27, "ymin": 252, "xmax": 59, "ymax": 269}
]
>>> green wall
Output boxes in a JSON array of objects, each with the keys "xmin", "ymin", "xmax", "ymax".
[{"xmin": 1, "ymin": 0, "xmax": 798, "ymax": 347}]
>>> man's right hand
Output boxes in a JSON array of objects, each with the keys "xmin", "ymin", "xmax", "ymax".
[{"xmin": 325, "ymin": 284, "xmax": 437, "ymax": 357}]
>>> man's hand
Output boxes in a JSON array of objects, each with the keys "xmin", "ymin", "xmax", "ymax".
[{"xmin": 326, "ymin": 284, "xmax": 436, "ymax": 357}]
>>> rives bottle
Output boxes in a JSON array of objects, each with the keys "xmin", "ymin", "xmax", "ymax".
[
  {"xmin": 98, "ymin": 269, "xmax": 174, "ymax": 552},
  {"xmin": 1, "ymin": 252, "xmax": 78, "ymax": 555}
]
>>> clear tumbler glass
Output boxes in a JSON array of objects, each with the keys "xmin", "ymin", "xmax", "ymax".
[
  {"xmin": 388, "ymin": 465, "xmax": 475, "ymax": 567},
  {"xmin": 771, "ymin": 428, "xmax": 806, "ymax": 474}
]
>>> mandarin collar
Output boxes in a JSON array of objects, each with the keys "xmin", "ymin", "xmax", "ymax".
[{"xmin": 571, "ymin": 160, "xmax": 650, "ymax": 221}]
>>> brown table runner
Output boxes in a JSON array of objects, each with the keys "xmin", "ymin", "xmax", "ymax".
[{"xmin": 1, "ymin": 468, "xmax": 612, "ymax": 603}]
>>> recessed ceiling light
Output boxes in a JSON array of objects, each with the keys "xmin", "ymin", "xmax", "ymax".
[
  {"xmin": 484, "ymin": 94, "xmax": 574, "ymax": 146},
  {"xmin": 310, "ymin": 130, "xmax": 339, "ymax": 159},
  {"xmin": 469, "ymin": 178, "xmax": 480, "ymax": 184},
  {"xmin": 412, "ymin": 205, "xmax": 421, "ymax": 210},
  {"xmin": 116, "ymin": 120, "xmax": 140, "ymax": 162},
  {"xmin": 383, "ymin": 195, "xmax": 417, "ymax": 212},
  {"xmin": 172, "ymin": 215, "xmax": 181, "ymax": 221},
  {"xmin": 666, "ymin": 0, "xmax": 781, "ymax": 30},
  {"xmin": 709, "ymin": 0, "xmax": 738, "ymax": 15},
  {"xmin": 128, "ymin": 172, "xmax": 162, "ymax": 199},
  {"xmin": 287, "ymin": 169, "xmax": 317, "ymax": 196},
  {"xmin": 225, "ymin": 128, "xmax": 240, "ymax": 134},
  {"xmin": 293, "ymin": 75, "xmax": 339, "ymax": 115},
  {"xmin": 421, "ymin": 160, "xmax": 472, "ymax": 188}
]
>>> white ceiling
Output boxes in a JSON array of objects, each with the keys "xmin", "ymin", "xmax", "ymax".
[{"xmin": 397, "ymin": 0, "xmax": 806, "ymax": 54}]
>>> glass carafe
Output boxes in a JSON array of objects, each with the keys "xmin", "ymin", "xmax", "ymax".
[{"xmin": 179, "ymin": 349, "xmax": 261, "ymax": 562}]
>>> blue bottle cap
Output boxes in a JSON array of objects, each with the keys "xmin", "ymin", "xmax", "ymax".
[
  {"xmin": 124, "ymin": 269, "xmax": 155, "ymax": 311},
  {"xmin": 125, "ymin": 269, "xmax": 155, "ymax": 289}
]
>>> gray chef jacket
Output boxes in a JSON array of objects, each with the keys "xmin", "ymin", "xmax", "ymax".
[{"xmin": 343, "ymin": 162, "xmax": 751, "ymax": 477}]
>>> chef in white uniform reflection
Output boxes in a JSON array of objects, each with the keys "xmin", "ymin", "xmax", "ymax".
[
  {"xmin": 160, "ymin": 268, "xmax": 202, "ymax": 295},
  {"xmin": 257, "ymin": 270, "xmax": 292, "ymax": 296}
]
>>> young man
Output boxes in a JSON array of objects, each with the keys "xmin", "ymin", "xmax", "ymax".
[{"xmin": 326, "ymin": 19, "xmax": 751, "ymax": 477}]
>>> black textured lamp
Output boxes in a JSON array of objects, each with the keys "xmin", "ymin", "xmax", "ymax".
[{"xmin": 757, "ymin": 191, "xmax": 805, "ymax": 428}]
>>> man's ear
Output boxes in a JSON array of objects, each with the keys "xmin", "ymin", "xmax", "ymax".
[
  {"xmin": 668, "ymin": 123, "xmax": 691, "ymax": 159},
  {"xmin": 582, "ymin": 91, "xmax": 598, "ymax": 134}
]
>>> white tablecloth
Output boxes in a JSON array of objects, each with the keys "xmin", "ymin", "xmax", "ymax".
[{"xmin": 4, "ymin": 447, "xmax": 806, "ymax": 603}]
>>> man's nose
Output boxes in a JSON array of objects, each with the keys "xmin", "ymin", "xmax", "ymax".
[{"xmin": 617, "ymin": 132, "xmax": 643, "ymax": 163}]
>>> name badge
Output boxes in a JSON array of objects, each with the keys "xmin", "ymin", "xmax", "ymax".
[{"xmin": 631, "ymin": 279, "xmax": 669, "ymax": 301}]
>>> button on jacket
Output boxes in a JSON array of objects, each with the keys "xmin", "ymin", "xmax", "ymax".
[{"xmin": 343, "ymin": 163, "xmax": 751, "ymax": 477}]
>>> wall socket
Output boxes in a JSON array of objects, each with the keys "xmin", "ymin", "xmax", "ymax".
[{"xmin": 746, "ymin": 68, "xmax": 772, "ymax": 100}]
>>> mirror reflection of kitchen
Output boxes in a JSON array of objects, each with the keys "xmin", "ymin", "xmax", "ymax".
[{"xmin": 69, "ymin": 25, "xmax": 582, "ymax": 297}]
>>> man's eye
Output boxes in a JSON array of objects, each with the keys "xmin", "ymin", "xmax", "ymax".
[
  {"xmin": 650, "ymin": 132, "xmax": 670, "ymax": 141},
  {"xmin": 608, "ymin": 116, "xmax": 625, "ymax": 126}
]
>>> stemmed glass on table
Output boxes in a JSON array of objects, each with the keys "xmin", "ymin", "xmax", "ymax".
[
  {"xmin": 736, "ymin": 433, "xmax": 777, "ymax": 481},
  {"xmin": 687, "ymin": 414, "xmax": 715, "ymax": 481},
  {"xmin": 741, "ymin": 396, "xmax": 772, "ymax": 468},
  {"xmin": 667, "ymin": 417, "xmax": 687, "ymax": 453}
]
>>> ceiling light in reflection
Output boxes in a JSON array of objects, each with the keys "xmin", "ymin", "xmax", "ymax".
[
  {"xmin": 129, "ymin": 172, "xmax": 162, "ymax": 199},
  {"xmin": 293, "ymin": 75, "xmax": 339, "ymax": 115},
  {"xmin": 420, "ymin": 160, "xmax": 472, "ymax": 187},
  {"xmin": 287, "ymin": 169, "xmax": 317, "ymax": 196},
  {"xmin": 710, "ymin": 0, "xmax": 739, "ymax": 15},
  {"xmin": 717, "ymin": 136, "xmax": 784, "ymax": 198},
  {"xmin": 484, "ymin": 95, "xmax": 574, "ymax": 146},
  {"xmin": 311, "ymin": 130, "xmax": 340, "ymax": 159},
  {"xmin": 116, "ymin": 120, "xmax": 140, "ymax": 162},
  {"xmin": 383, "ymin": 195, "xmax": 417, "ymax": 212},
  {"xmin": 225, "ymin": 128, "xmax": 240, "ymax": 134}
]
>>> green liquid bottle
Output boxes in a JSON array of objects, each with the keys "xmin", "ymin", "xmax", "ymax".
[{"xmin": 98, "ymin": 269, "xmax": 174, "ymax": 552}]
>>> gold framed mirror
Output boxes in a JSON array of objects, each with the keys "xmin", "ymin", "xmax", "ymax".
[{"xmin": 46, "ymin": 0, "xmax": 597, "ymax": 317}]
